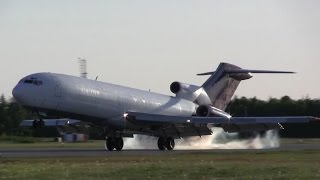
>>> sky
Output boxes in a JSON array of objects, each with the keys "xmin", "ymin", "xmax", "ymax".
[{"xmin": 1, "ymin": 0, "xmax": 319, "ymax": 100}]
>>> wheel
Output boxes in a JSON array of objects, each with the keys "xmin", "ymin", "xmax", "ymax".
[
  {"xmin": 114, "ymin": 137, "xmax": 124, "ymax": 151},
  {"xmin": 32, "ymin": 120, "xmax": 38, "ymax": 128},
  {"xmin": 157, "ymin": 137, "xmax": 166, "ymax": 150},
  {"xmin": 105, "ymin": 138, "xmax": 114, "ymax": 151},
  {"xmin": 165, "ymin": 137, "xmax": 175, "ymax": 150}
]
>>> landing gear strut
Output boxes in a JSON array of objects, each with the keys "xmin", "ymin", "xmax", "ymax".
[
  {"xmin": 158, "ymin": 137, "xmax": 175, "ymax": 151},
  {"xmin": 32, "ymin": 119, "xmax": 45, "ymax": 129},
  {"xmin": 105, "ymin": 137, "xmax": 124, "ymax": 151}
]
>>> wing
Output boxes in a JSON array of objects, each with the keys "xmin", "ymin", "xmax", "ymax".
[
  {"xmin": 126, "ymin": 112, "xmax": 319, "ymax": 136},
  {"xmin": 126, "ymin": 112, "xmax": 213, "ymax": 138},
  {"xmin": 20, "ymin": 119, "xmax": 81, "ymax": 127}
]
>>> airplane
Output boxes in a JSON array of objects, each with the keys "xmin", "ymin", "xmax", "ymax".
[{"xmin": 12, "ymin": 62, "xmax": 318, "ymax": 151}]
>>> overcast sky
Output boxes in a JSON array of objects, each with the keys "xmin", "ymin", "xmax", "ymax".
[{"xmin": 1, "ymin": 0, "xmax": 319, "ymax": 100}]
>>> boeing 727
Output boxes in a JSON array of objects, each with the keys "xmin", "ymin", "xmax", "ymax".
[{"xmin": 12, "ymin": 62, "xmax": 317, "ymax": 150}]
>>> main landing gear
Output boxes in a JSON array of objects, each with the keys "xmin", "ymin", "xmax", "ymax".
[
  {"xmin": 157, "ymin": 137, "xmax": 175, "ymax": 150},
  {"xmin": 104, "ymin": 136, "xmax": 176, "ymax": 151},
  {"xmin": 105, "ymin": 137, "xmax": 124, "ymax": 151}
]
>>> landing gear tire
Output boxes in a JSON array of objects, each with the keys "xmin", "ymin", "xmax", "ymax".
[
  {"xmin": 165, "ymin": 137, "xmax": 175, "ymax": 150},
  {"xmin": 105, "ymin": 137, "xmax": 124, "ymax": 151},
  {"xmin": 105, "ymin": 138, "xmax": 114, "ymax": 151},
  {"xmin": 157, "ymin": 137, "xmax": 175, "ymax": 151},
  {"xmin": 157, "ymin": 137, "xmax": 166, "ymax": 150},
  {"xmin": 114, "ymin": 137, "xmax": 124, "ymax": 151}
]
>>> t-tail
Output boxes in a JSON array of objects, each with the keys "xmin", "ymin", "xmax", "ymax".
[{"xmin": 196, "ymin": 62, "xmax": 295, "ymax": 110}]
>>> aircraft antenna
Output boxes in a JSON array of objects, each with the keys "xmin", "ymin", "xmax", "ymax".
[{"xmin": 78, "ymin": 58, "xmax": 88, "ymax": 79}]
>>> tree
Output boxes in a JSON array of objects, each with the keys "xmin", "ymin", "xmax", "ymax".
[{"xmin": 0, "ymin": 94, "xmax": 8, "ymax": 135}]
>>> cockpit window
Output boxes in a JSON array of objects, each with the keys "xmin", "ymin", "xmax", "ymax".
[
  {"xmin": 23, "ymin": 78, "xmax": 43, "ymax": 86},
  {"xmin": 33, "ymin": 80, "xmax": 43, "ymax": 85},
  {"xmin": 24, "ymin": 80, "xmax": 33, "ymax": 84}
]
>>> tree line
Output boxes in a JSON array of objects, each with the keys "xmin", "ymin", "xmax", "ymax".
[
  {"xmin": 0, "ymin": 94, "xmax": 319, "ymax": 137},
  {"xmin": 0, "ymin": 95, "xmax": 35, "ymax": 136},
  {"xmin": 225, "ymin": 96, "xmax": 320, "ymax": 137}
]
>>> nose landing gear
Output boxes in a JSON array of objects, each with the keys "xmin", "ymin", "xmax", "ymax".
[{"xmin": 32, "ymin": 119, "xmax": 45, "ymax": 129}]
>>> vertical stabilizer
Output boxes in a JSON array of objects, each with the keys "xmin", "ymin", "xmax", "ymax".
[
  {"xmin": 200, "ymin": 63, "xmax": 243, "ymax": 110},
  {"xmin": 195, "ymin": 62, "xmax": 294, "ymax": 111}
]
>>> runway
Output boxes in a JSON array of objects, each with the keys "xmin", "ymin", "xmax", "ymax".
[{"xmin": 1, "ymin": 143, "xmax": 320, "ymax": 158}]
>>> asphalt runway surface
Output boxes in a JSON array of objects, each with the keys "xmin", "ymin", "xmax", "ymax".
[{"xmin": 1, "ymin": 143, "xmax": 320, "ymax": 158}]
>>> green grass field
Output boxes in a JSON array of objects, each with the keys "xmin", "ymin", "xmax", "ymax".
[
  {"xmin": 1, "ymin": 138, "xmax": 320, "ymax": 179},
  {"xmin": 1, "ymin": 151, "xmax": 320, "ymax": 180}
]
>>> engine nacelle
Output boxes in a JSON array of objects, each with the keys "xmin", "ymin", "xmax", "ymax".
[
  {"xmin": 196, "ymin": 105, "xmax": 231, "ymax": 118},
  {"xmin": 170, "ymin": 82, "xmax": 202, "ymax": 101},
  {"xmin": 170, "ymin": 82, "xmax": 199, "ymax": 94},
  {"xmin": 196, "ymin": 105, "xmax": 210, "ymax": 117}
]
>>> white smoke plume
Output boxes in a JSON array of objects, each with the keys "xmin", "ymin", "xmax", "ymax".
[{"xmin": 124, "ymin": 128, "xmax": 280, "ymax": 150}]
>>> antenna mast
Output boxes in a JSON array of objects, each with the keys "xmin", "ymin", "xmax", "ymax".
[{"xmin": 78, "ymin": 58, "xmax": 88, "ymax": 79}]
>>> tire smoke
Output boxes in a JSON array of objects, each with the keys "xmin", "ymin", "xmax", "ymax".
[
  {"xmin": 175, "ymin": 129, "xmax": 280, "ymax": 150},
  {"xmin": 123, "ymin": 128, "xmax": 280, "ymax": 150}
]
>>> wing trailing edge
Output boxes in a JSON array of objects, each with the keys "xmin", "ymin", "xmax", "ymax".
[
  {"xmin": 126, "ymin": 112, "xmax": 319, "ymax": 133},
  {"xmin": 127, "ymin": 112, "xmax": 317, "ymax": 125}
]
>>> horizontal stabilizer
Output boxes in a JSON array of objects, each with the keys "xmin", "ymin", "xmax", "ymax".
[
  {"xmin": 197, "ymin": 69, "xmax": 295, "ymax": 76},
  {"xmin": 20, "ymin": 119, "xmax": 80, "ymax": 127}
]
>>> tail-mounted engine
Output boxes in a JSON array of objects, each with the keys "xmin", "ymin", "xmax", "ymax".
[
  {"xmin": 170, "ymin": 81, "xmax": 212, "ymax": 104},
  {"xmin": 196, "ymin": 105, "xmax": 231, "ymax": 118},
  {"xmin": 170, "ymin": 81, "xmax": 202, "ymax": 102}
]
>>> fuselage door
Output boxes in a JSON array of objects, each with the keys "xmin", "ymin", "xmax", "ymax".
[
  {"xmin": 51, "ymin": 76, "xmax": 62, "ymax": 110},
  {"xmin": 54, "ymin": 85, "xmax": 61, "ymax": 97},
  {"xmin": 52, "ymin": 76, "xmax": 61, "ymax": 98}
]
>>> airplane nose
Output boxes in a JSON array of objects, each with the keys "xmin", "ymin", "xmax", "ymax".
[{"xmin": 12, "ymin": 85, "xmax": 22, "ymax": 101}]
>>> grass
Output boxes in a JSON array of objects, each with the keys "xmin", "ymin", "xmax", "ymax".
[
  {"xmin": 281, "ymin": 138, "xmax": 320, "ymax": 144},
  {"xmin": 1, "ymin": 150, "xmax": 320, "ymax": 179},
  {"xmin": 1, "ymin": 138, "xmax": 320, "ymax": 179},
  {"xmin": 0, "ymin": 135, "xmax": 39, "ymax": 144}
]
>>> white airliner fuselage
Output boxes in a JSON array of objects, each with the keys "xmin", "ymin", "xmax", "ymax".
[
  {"xmin": 13, "ymin": 73, "xmax": 196, "ymax": 130},
  {"xmin": 13, "ymin": 63, "xmax": 316, "ymax": 151}
]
